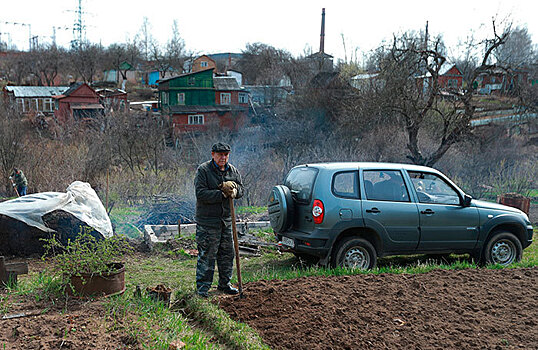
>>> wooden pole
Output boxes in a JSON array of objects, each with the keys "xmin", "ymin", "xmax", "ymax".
[
  {"xmin": 0, "ymin": 256, "xmax": 6, "ymax": 287},
  {"xmin": 229, "ymin": 197, "xmax": 244, "ymax": 297},
  {"xmin": 106, "ymin": 168, "xmax": 109, "ymax": 210}
]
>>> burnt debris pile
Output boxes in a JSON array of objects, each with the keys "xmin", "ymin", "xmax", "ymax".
[{"xmin": 136, "ymin": 195, "xmax": 195, "ymax": 226}]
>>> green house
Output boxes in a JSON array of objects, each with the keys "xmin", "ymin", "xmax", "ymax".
[{"xmin": 157, "ymin": 68, "xmax": 215, "ymax": 110}]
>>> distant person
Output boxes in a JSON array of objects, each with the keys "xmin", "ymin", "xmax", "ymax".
[
  {"xmin": 9, "ymin": 168, "xmax": 28, "ymax": 196},
  {"xmin": 194, "ymin": 142, "xmax": 244, "ymax": 298}
]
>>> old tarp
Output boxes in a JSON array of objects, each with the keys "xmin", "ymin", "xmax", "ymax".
[{"xmin": 0, "ymin": 181, "xmax": 112, "ymax": 237}]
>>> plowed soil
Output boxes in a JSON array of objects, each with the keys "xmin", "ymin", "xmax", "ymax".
[
  {"xmin": 219, "ymin": 267, "xmax": 538, "ymax": 350},
  {"xmin": 0, "ymin": 298, "xmax": 141, "ymax": 349}
]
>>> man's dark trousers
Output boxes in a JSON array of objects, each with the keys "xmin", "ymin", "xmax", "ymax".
[{"xmin": 196, "ymin": 222, "xmax": 234, "ymax": 295}]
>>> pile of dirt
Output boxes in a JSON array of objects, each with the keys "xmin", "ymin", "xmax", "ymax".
[
  {"xmin": 0, "ymin": 210, "xmax": 102, "ymax": 257},
  {"xmin": 219, "ymin": 267, "xmax": 538, "ymax": 349}
]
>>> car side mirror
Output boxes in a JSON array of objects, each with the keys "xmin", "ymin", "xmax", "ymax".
[{"xmin": 462, "ymin": 194, "xmax": 472, "ymax": 207}]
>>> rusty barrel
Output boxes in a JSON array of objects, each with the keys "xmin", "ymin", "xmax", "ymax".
[
  {"xmin": 497, "ymin": 193, "xmax": 531, "ymax": 215},
  {"xmin": 68, "ymin": 263, "xmax": 125, "ymax": 297}
]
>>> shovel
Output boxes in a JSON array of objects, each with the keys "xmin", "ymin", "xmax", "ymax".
[
  {"xmin": 229, "ymin": 197, "xmax": 244, "ymax": 299},
  {"xmin": 9, "ymin": 177, "xmax": 19, "ymax": 197}
]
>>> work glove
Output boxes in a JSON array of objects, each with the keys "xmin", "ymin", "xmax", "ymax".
[
  {"xmin": 9, "ymin": 176, "xmax": 12, "ymax": 180},
  {"xmin": 12, "ymin": 183, "xmax": 16, "ymax": 187},
  {"xmin": 219, "ymin": 181, "xmax": 238, "ymax": 199}
]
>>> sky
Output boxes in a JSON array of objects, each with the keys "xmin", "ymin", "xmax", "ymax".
[{"xmin": 1, "ymin": 0, "xmax": 537, "ymax": 63}]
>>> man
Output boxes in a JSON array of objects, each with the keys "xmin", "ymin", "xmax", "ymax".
[
  {"xmin": 194, "ymin": 142, "xmax": 244, "ymax": 298},
  {"xmin": 9, "ymin": 168, "xmax": 28, "ymax": 196}
]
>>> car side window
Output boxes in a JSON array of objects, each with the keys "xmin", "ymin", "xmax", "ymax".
[
  {"xmin": 363, "ymin": 170, "xmax": 410, "ymax": 202},
  {"xmin": 408, "ymin": 171, "xmax": 460, "ymax": 205},
  {"xmin": 332, "ymin": 171, "xmax": 358, "ymax": 198}
]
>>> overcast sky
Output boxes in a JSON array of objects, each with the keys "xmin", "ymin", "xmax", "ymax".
[{"xmin": 1, "ymin": 0, "xmax": 536, "ymax": 62}]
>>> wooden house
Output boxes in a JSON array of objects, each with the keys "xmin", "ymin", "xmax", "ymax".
[
  {"xmin": 3, "ymin": 86, "xmax": 69, "ymax": 116},
  {"xmin": 158, "ymin": 68, "xmax": 249, "ymax": 134},
  {"xmin": 53, "ymin": 83, "xmax": 104, "ymax": 123},
  {"xmin": 192, "ymin": 55, "xmax": 217, "ymax": 73}
]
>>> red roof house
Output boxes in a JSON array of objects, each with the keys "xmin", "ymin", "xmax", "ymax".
[{"xmin": 53, "ymin": 83, "xmax": 104, "ymax": 123}]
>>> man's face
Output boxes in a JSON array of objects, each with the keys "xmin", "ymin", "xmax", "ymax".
[{"xmin": 212, "ymin": 151, "xmax": 230, "ymax": 168}]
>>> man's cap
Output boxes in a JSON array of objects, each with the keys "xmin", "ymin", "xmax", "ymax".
[{"xmin": 211, "ymin": 142, "xmax": 231, "ymax": 152}]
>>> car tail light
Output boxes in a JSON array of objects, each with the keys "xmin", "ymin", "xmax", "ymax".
[{"xmin": 312, "ymin": 199, "xmax": 324, "ymax": 224}]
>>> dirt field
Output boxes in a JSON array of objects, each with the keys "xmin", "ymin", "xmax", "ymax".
[
  {"xmin": 0, "ymin": 298, "xmax": 141, "ymax": 349},
  {"xmin": 219, "ymin": 267, "xmax": 538, "ymax": 350}
]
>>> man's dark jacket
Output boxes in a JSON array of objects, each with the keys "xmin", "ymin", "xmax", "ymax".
[{"xmin": 194, "ymin": 160, "xmax": 244, "ymax": 228}]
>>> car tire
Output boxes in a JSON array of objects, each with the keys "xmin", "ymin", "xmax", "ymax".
[
  {"xmin": 267, "ymin": 185, "xmax": 294, "ymax": 233},
  {"xmin": 333, "ymin": 237, "xmax": 377, "ymax": 270},
  {"xmin": 482, "ymin": 231, "xmax": 522, "ymax": 266}
]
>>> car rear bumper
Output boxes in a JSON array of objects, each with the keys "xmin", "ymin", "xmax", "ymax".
[{"xmin": 277, "ymin": 229, "xmax": 334, "ymax": 258}]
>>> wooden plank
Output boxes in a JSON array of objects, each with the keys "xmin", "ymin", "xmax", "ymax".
[
  {"xmin": 5, "ymin": 262, "xmax": 28, "ymax": 275},
  {"xmin": 0, "ymin": 256, "xmax": 6, "ymax": 283}
]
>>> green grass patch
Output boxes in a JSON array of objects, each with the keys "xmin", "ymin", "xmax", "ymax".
[
  {"xmin": 236, "ymin": 206, "xmax": 267, "ymax": 215},
  {"xmin": 109, "ymin": 206, "xmax": 144, "ymax": 238}
]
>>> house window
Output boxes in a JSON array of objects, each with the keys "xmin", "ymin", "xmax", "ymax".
[
  {"xmin": 188, "ymin": 77, "xmax": 196, "ymax": 86},
  {"xmin": 162, "ymin": 92, "xmax": 169, "ymax": 105},
  {"xmin": 44, "ymin": 98, "xmax": 54, "ymax": 112},
  {"xmin": 200, "ymin": 61, "xmax": 208, "ymax": 68},
  {"xmin": 188, "ymin": 114, "xmax": 204, "ymax": 125},
  {"xmin": 238, "ymin": 92, "xmax": 248, "ymax": 104},
  {"xmin": 447, "ymin": 79, "xmax": 458, "ymax": 89},
  {"xmin": 177, "ymin": 92, "xmax": 185, "ymax": 105},
  {"xmin": 220, "ymin": 93, "xmax": 231, "ymax": 105},
  {"xmin": 16, "ymin": 99, "xmax": 24, "ymax": 112}
]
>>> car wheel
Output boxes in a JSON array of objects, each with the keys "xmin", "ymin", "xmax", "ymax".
[
  {"xmin": 267, "ymin": 185, "xmax": 294, "ymax": 233},
  {"xmin": 333, "ymin": 237, "xmax": 377, "ymax": 270},
  {"xmin": 483, "ymin": 232, "xmax": 522, "ymax": 266}
]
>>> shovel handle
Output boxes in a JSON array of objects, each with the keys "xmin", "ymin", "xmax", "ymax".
[{"xmin": 229, "ymin": 197, "xmax": 243, "ymax": 296}]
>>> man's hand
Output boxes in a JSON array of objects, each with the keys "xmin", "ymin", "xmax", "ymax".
[{"xmin": 219, "ymin": 181, "xmax": 238, "ymax": 199}]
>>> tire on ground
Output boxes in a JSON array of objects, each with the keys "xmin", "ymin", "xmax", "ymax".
[
  {"xmin": 482, "ymin": 231, "xmax": 522, "ymax": 266},
  {"xmin": 333, "ymin": 237, "xmax": 377, "ymax": 269}
]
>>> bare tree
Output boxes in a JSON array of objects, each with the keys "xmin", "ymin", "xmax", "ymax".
[
  {"xmin": 70, "ymin": 42, "xmax": 106, "ymax": 83},
  {"xmin": 374, "ymin": 19, "xmax": 512, "ymax": 166},
  {"xmin": 494, "ymin": 26, "xmax": 535, "ymax": 68}
]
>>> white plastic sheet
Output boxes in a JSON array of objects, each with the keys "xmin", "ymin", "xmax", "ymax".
[{"xmin": 0, "ymin": 181, "xmax": 113, "ymax": 237}]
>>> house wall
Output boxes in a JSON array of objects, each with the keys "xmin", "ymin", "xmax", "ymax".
[
  {"xmin": 159, "ymin": 69, "xmax": 215, "ymax": 108},
  {"xmin": 170, "ymin": 110, "xmax": 247, "ymax": 134},
  {"xmin": 192, "ymin": 56, "xmax": 217, "ymax": 73},
  {"xmin": 54, "ymin": 85, "xmax": 100, "ymax": 123}
]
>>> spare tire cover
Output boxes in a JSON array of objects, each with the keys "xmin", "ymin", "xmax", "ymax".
[{"xmin": 267, "ymin": 185, "xmax": 293, "ymax": 233}]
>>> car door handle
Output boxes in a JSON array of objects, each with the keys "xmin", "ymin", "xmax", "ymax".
[
  {"xmin": 420, "ymin": 209, "xmax": 435, "ymax": 215},
  {"xmin": 366, "ymin": 208, "xmax": 380, "ymax": 213}
]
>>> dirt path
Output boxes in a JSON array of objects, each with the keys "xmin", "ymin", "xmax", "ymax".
[{"xmin": 219, "ymin": 268, "xmax": 538, "ymax": 350}]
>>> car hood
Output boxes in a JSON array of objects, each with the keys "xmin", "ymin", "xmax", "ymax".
[{"xmin": 472, "ymin": 199, "xmax": 523, "ymax": 214}]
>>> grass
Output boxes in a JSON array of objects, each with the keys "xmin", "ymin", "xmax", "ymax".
[
  {"xmin": 109, "ymin": 206, "xmax": 144, "ymax": 239},
  {"xmin": 4, "ymin": 228, "xmax": 537, "ymax": 349}
]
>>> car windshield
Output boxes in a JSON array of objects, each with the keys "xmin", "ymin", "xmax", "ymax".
[{"xmin": 284, "ymin": 167, "xmax": 319, "ymax": 203}]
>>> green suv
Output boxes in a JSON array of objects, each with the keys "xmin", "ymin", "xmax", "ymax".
[{"xmin": 268, "ymin": 162, "xmax": 533, "ymax": 268}]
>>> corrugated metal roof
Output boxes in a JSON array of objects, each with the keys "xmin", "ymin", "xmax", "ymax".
[
  {"xmin": 214, "ymin": 77, "xmax": 241, "ymax": 90},
  {"xmin": 4, "ymin": 86, "xmax": 69, "ymax": 98}
]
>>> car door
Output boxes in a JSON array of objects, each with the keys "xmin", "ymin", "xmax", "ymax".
[
  {"xmin": 361, "ymin": 169, "xmax": 420, "ymax": 252},
  {"xmin": 406, "ymin": 171, "xmax": 480, "ymax": 251}
]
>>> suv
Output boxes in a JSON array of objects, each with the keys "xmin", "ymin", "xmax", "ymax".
[{"xmin": 268, "ymin": 162, "xmax": 533, "ymax": 269}]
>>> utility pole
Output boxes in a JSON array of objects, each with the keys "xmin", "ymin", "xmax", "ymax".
[
  {"xmin": 71, "ymin": 0, "xmax": 86, "ymax": 49},
  {"xmin": 3, "ymin": 21, "xmax": 32, "ymax": 51}
]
